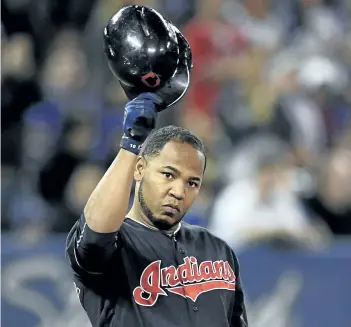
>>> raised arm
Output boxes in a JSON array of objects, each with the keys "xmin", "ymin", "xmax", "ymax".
[
  {"xmin": 66, "ymin": 93, "xmax": 161, "ymax": 274},
  {"xmin": 84, "ymin": 148, "xmax": 137, "ymax": 233}
]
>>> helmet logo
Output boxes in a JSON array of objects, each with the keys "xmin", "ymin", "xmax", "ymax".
[{"xmin": 141, "ymin": 72, "xmax": 161, "ymax": 88}]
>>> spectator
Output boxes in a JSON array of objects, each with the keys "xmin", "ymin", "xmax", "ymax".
[
  {"xmin": 303, "ymin": 148, "xmax": 351, "ymax": 235},
  {"xmin": 222, "ymin": 0, "xmax": 287, "ymax": 52},
  {"xmin": 269, "ymin": 55, "xmax": 350, "ymax": 167},
  {"xmin": 209, "ymin": 136, "xmax": 329, "ymax": 250},
  {"xmin": 181, "ymin": 0, "xmax": 249, "ymax": 145}
]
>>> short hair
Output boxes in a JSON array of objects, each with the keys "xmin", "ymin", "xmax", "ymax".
[{"xmin": 140, "ymin": 125, "xmax": 207, "ymax": 170}]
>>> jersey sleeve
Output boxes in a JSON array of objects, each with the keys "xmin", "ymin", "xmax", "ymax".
[
  {"xmin": 65, "ymin": 214, "xmax": 119, "ymax": 275},
  {"xmin": 231, "ymin": 251, "xmax": 249, "ymax": 327}
]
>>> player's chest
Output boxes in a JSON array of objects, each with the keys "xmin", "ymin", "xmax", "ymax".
[{"xmin": 118, "ymin": 231, "xmax": 236, "ymax": 308}]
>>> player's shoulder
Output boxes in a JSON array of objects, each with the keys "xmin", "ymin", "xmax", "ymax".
[{"xmin": 181, "ymin": 222, "xmax": 234, "ymax": 251}]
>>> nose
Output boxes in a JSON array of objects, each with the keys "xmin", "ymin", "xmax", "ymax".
[{"xmin": 169, "ymin": 181, "xmax": 185, "ymax": 201}]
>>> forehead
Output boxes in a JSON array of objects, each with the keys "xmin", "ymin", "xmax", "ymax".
[{"xmin": 151, "ymin": 141, "xmax": 205, "ymax": 175}]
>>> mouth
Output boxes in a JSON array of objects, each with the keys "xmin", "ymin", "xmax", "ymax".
[{"xmin": 162, "ymin": 204, "xmax": 180, "ymax": 215}]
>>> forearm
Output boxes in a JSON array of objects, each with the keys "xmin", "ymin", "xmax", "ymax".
[{"xmin": 84, "ymin": 149, "xmax": 137, "ymax": 233}]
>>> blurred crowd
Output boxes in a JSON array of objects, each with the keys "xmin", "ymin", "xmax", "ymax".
[{"xmin": 2, "ymin": 0, "xmax": 351, "ymax": 250}]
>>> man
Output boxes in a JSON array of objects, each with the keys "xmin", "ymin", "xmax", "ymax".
[
  {"xmin": 66, "ymin": 95, "xmax": 248, "ymax": 327},
  {"xmin": 66, "ymin": 5, "xmax": 248, "ymax": 327}
]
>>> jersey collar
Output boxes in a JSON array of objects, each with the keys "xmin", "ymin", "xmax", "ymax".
[{"xmin": 125, "ymin": 217, "xmax": 181, "ymax": 237}]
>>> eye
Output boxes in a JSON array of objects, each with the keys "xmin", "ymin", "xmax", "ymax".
[
  {"xmin": 162, "ymin": 172, "xmax": 173, "ymax": 179},
  {"xmin": 188, "ymin": 181, "xmax": 199, "ymax": 188}
]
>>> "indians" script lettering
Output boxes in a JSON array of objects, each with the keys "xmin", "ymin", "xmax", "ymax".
[{"xmin": 133, "ymin": 256, "xmax": 236, "ymax": 306}]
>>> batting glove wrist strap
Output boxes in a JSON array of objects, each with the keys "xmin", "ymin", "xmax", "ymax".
[
  {"xmin": 120, "ymin": 136, "xmax": 143, "ymax": 155},
  {"xmin": 120, "ymin": 93, "xmax": 162, "ymax": 155}
]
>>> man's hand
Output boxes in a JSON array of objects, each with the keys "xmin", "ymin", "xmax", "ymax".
[{"xmin": 120, "ymin": 93, "xmax": 163, "ymax": 154}]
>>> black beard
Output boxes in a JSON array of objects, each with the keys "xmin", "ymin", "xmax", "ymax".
[{"xmin": 138, "ymin": 179, "xmax": 180, "ymax": 231}]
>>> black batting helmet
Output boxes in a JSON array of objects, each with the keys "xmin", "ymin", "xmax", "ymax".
[{"xmin": 103, "ymin": 5, "xmax": 193, "ymax": 111}]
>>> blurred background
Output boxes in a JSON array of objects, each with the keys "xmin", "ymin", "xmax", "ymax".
[{"xmin": 1, "ymin": 0, "xmax": 351, "ymax": 326}]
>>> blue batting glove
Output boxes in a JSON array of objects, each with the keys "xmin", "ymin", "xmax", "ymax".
[{"xmin": 120, "ymin": 93, "xmax": 163, "ymax": 154}]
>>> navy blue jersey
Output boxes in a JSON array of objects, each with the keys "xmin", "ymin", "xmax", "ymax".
[{"xmin": 66, "ymin": 215, "xmax": 248, "ymax": 327}]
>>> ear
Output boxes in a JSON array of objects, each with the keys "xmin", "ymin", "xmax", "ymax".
[{"xmin": 134, "ymin": 156, "xmax": 146, "ymax": 181}]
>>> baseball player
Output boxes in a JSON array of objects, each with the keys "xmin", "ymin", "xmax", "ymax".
[{"xmin": 66, "ymin": 5, "xmax": 248, "ymax": 327}]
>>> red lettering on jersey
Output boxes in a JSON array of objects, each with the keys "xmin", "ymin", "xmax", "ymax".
[
  {"xmin": 199, "ymin": 261, "xmax": 217, "ymax": 281},
  {"xmin": 225, "ymin": 261, "xmax": 236, "ymax": 283},
  {"xmin": 133, "ymin": 261, "xmax": 167, "ymax": 306},
  {"xmin": 179, "ymin": 257, "xmax": 196, "ymax": 284},
  {"xmin": 161, "ymin": 266, "xmax": 180, "ymax": 287},
  {"xmin": 133, "ymin": 257, "xmax": 236, "ymax": 306},
  {"xmin": 191, "ymin": 257, "xmax": 203, "ymax": 282},
  {"xmin": 213, "ymin": 261, "xmax": 225, "ymax": 279}
]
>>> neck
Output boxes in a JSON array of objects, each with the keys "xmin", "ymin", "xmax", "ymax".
[{"xmin": 127, "ymin": 203, "xmax": 156, "ymax": 230}]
